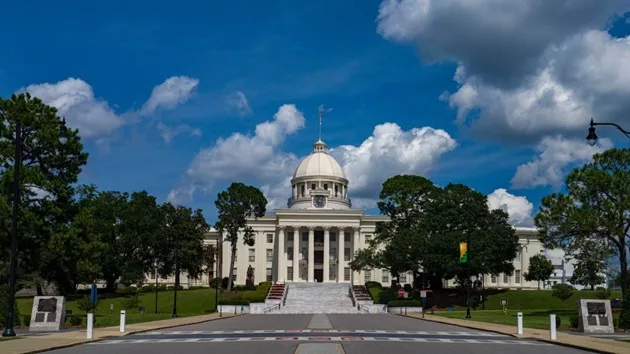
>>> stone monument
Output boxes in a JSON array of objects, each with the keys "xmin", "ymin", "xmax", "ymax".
[
  {"xmin": 578, "ymin": 299, "xmax": 614, "ymax": 334},
  {"xmin": 245, "ymin": 265, "xmax": 255, "ymax": 289},
  {"xmin": 29, "ymin": 296, "xmax": 66, "ymax": 331}
]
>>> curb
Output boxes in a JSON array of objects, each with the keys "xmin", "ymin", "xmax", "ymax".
[
  {"xmin": 16, "ymin": 313, "xmax": 244, "ymax": 354},
  {"xmin": 401, "ymin": 314, "xmax": 613, "ymax": 354}
]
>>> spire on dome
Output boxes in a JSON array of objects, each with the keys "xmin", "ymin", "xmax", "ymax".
[{"xmin": 314, "ymin": 104, "xmax": 332, "ymax": 153}]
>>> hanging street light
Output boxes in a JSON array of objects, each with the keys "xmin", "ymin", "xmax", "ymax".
[{"xmin": 587, "ymin": 118, "xmax": 630, "ymax": 146}]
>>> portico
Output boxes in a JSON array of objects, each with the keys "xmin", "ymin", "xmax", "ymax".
[{"xmin": 276, "ymin": 225, "xmax": 361, "ymax": 283}]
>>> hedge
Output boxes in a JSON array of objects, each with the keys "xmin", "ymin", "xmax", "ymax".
[
  {"xmin": 218, "ymin": 299, "xmax": 250, "ymax": 306},
  {"xmin": 388, "ymin": 300, "xmax": 424, "ymax": 307}
]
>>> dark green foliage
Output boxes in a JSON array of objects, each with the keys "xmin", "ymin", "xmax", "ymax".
[
  {"xmin": 365, "ymin": 281, "xmax": 382, "ymax": 289},
  {"xmin": 388, "ymin": 300, "xmax": 424, "ymax": 307},
  {"xmin": 555, "ymin": 315, "xmax": 562, "ymax": 328},
  {"xmin": 215, "ymin": 182, "xmax": 267, "ymax": 291},
  {"xmin": 121, "ymin": 294, "xmax": 141, "ymax": 310},
  {"xmin": 552, "ymin": 284, "xmax": 575, "ymax": 302},
  {"xmin": 68, "ymin": 315, "xmax": 83, "ymax": 326},
  {"xmin": 595, "ymin": 287, "xmax": 611, "ymax": 299},
  {"xmin": 218, "ymin": 299, "xmax": 250, "ymax": 305},
  {"xmin": 535, "ymin": 148, "xmax": 630, "ymax": 298},
  {"xmin": 0, "ymin": 93, "xmax": 89, "ymax": 292},
  {"xmin": 210, "ymin": 277, "xmax": 221, "ymax": 288},
  {"xmin": 569, "ymin": 314, "xmax": 580, "ymax": 328},
  {"xmin": 524, "ymin": 254, "xmax": 554, "ymax": 290},
  {"xmin": 221, "ymin": 277, "xmax": 230, "ymax": 289},
  {"xmin": 76, "ymin": 296, "xmax": 98, "ymax": 313},
  {"xmin": 0, "ymin": 284, "xmax": 19, "ymax": 328}
]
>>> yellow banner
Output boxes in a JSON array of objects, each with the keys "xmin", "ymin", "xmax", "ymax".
[{"xmin": 459, "ymin": 242, "xmax": 468, "ymax": 263}]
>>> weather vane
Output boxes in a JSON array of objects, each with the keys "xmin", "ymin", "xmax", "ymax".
[{"xmin": 318, "ymin": 104, "xmax": 333, "ymax": 141}]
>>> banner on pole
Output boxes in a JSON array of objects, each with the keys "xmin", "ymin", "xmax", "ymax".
[{"xmin": 459, "ymin": 242, "xmax": 468, "ymax": 263}]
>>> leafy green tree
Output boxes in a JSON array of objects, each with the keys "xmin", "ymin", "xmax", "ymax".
[
  {"xmin": 524, "ymin": 254, "xmax": 554, "ymax": 290},
  {"xmin": 568, "ymin": 239, "xmax": 608, "ymax": 290},
  {"xmin": 0, "ymin": 93, "xmax": 88, "ymax": 291},
  {"xmin": 158, "ymin": 203, "xmax": 209, "ymax": 283},
  {"xmin": 201, "ymin": 244, "xmax": 217, "ymax": 284},
  {"xmin": 535, "ymin": 148, "xmax": 630, "ymax": 298},
  {"xmin": 350, "ymin": 175, "xmax": 437, "ymax": 282},
  {"xmin": 422, "ymin": 183, "xmax": 519, "ymax": 283},
  {"xmin": 215, "ymin": 182, "xmax": 267, "ymax": 291}
]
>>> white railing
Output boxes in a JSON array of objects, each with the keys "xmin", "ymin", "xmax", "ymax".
[
  {"xmin": 263, "ymin": 303, "xmax": 281, "ymax": 314},
  {"xmin": 360, "ymin": 304, "xmax": 370, "ymax": 313}
]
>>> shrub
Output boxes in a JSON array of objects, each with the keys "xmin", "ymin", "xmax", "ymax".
[
  {"xmin": 159, "ymin": 284, "xmax": 168, "ymax": 291},
  {"xmin": 189, "ymin": 286, "xmax": 205, "ymax": 290},
  {"xmin": 0, "ymin": 284, "xmax": 20, "ymax": 327},
  {"xmin": 569, "ymin": 314, "xmax": 580, "ymax": 328},
  {"xmin": 365, "ymin": 281, "xmax": 382, "ymax": 289},
  {"xmin": 555, "ymin": 315, "xmax": 562, "ymax": 328},
  {"xmin": 68, "ymin": 315, "xmax": 83, "ymax": 326},
  {"xmin": 121, "ymin": 294, "xmax": 141, "ymax": 310},
  {"xmin": 21, "ymin": 314, "xmax": 31, "ymax": 327},
  {"xmin": 595, "ymin": 287, "xmax": 611, "ymax": 300},
  {"xmin": 166, "ymin": 285, "xmax": 184, "ymax": 290},
  {"xmin": 619, "ymin": 292, "xmax": 630, "ymax": 330},
  {"xmin": 115, "ymin": 287, "xmax": 138, "ymax": 295},
  {"xmin": 221, "ymin": 277, "xmax": 230, "ymax": 289},
  {"xmin": 388, "ymin": 300, "xmax": 424, "ymax": 307},
  {"xmin": 551, "ymin": 284, "xmax": 574, "ymax": 302},
  {"xmin": 210, "ymin": 278, "xmax": 221, "ymax": 289},
  {"xmin": 140, "ymin": 285, "xmax": 155, "ymax": 293},
  {"xmin": 76, "ymin": 296, "xmax": 98, "ymax": 313}
]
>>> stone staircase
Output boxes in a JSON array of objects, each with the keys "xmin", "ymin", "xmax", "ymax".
[{"xmin": 274, "ymin": 283, "xmax": 359, "ymax": 314}]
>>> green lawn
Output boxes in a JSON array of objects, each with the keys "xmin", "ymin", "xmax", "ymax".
[
  {"xmin": 435, "ymin": 309, "xmax": 576, "ymax": 329},
  {"xmin": 468, "ymin": 289, "xmax": 622, "ymax": 311},
  {"xmin": 14, "ymin": 287, "xmax": 237, "ymax": 328}
]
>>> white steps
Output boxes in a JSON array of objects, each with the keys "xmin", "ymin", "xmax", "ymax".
[{"xmin": 274, "ymin": 283, "xmax": 358, "ymax": 314}]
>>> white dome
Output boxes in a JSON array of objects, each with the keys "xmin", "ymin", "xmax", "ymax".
[{"xmin": 293, "ymin": 140, "xmax": 346, "ymax": 180}]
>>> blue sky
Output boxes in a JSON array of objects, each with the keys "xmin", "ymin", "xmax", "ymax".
[{"xmin": 1, "ymin": 1, "xmax": 629, "ymax": 226}]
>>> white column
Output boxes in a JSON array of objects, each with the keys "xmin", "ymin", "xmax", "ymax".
[
  {"xmin": 352, "ymin": 227, "xmax": 360, "ymax": 284},
  {"xmin": 293, "ymin": 227, "xmax": 299, "ymax": 281},
  {"xmin": 277, "ymin": 226, "xmax": 285, "ymax": 283},
  {"xmin": 338, "ymin": 228, "xmax": 345, "ymax": 282},
  {"xmin": 323, "ymin": 227, "xmax": 330, "ymax": 283},
  {"xmin": 308, "ymin": 227, "xmax": 315, "ymax": 282}
]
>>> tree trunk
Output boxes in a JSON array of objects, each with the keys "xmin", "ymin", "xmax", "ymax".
[
  {"xmin": 226, "ymin": 244, "xmax": 237, "ymax": 292},
  {"xmin": 537, "ymin": 280, "xmax": 540, "ymax": 290},
  {"xmin": 619, "ymin": 239, "xmax": 628, "ymax": 298}
]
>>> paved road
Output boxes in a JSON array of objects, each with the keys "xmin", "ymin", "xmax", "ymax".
[{"xmin": 44, "ymin": 314, "xmax": 591, "ymax": 354}]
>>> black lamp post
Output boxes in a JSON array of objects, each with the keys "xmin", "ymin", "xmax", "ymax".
[
  {"xmin": 465, "ymin": 233, "xmax": 471, "ymax": 319},
  {"xmin": 587, "ymin": 118, "xmax": 630, "ymax": 146},
  {"xmin": 2, "ymin": 118, "xmax": 68, "ymax": 337},
  {"xmin": 172, "ymin": 227, "xmax": 180, "ymax": 318}
]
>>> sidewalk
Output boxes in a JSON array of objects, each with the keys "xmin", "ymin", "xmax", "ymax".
[
  {"xmin": 0, "ymin": 313, "xmax": 241, "ymax": 354},
  {"xmin": 404, "ymin": 313, "xmax": 630, "ymax": 354}
]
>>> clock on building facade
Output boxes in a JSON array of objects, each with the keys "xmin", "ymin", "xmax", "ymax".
[{"xmin": 313, "ymin": 195, "xmax": 327, "ymax": 208}]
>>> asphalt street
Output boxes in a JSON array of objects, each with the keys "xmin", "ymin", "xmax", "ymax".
[{"xmin": 43, "ymin": 314, "xmax": 592, "ymax": 354}]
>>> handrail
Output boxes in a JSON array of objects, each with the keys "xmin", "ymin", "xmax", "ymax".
[
  {"xmin": 263, "ymin": 303, "xmax": 281, "ymax": 314},
  {"xmin": 360, "ymin": 304, "xmax": 370, "ymax": 313},
  {"xmin": 283, "ymin": 284, "xmax": 289, "ymax": 306}
]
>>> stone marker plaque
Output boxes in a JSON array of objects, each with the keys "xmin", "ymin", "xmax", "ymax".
[
  {"xmin": 29, "ymin": 296, "xmax": 66, "ymax": 331},
  {"xmin": 578, "ymin": 299, "xmax": 613, "ymax": 334}
]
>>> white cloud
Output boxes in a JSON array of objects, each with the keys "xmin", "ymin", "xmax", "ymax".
[
  {"xmin": 141, "ymin": 76, "xmax": 199, "ymax": 115},
  {"xmin": 157, "ymin": 122, "xmax": 202, "ymax": 143},
  {"xmin": 377, "ymin": 1, "xmax": 630, "ymax": 144},
  {"xmin": 331, "ymin": 123, "xmax": 457, "ymax": 199},
  {"xmin": 225, "ymin": 90, "xmax": 252, "ymax": 117},
  {"xmin": 24, "ymin": 78, "xmax": 124, "ymax": 138},
  {"xmin": 487, "ymin": 188, "xmax": 534, "ymax": 227},
  {"xmin": 170, "ymin": 108, "xmax": 457, "ymax": 209},
  {"xmin": 22, "ymin": 76, "xmax": 200, "ymax": 139},
  {"xmin": 511, "ymin": 135, "xmax": 613, "ymax": 189},
  {"xmin": 377, "ymin": 0, "xmax": 626, "ymax": 87}
]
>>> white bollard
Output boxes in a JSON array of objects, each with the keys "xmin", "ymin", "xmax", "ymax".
[
  {"xmin": 120, "ymin": 310, "xmax": 126, "ymax": 333},
  {"xmin": 517, "ymin": 312, "xmax": 523, "ymax": 335},
  {"xmin": 550, "ymin": 314, "xmax": 557, "ymax": 340},
  {"xmin": 86, "ymin": 313, "xmax": 94, "ymax": 339}
]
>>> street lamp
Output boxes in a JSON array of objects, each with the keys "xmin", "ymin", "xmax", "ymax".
[
  {"xmin": 465, "ymin": 232, "xmax": 471, "ymax": 320},
  {"xmin": 2, "ymin": 118, "xmax": 68, "ymax": 337},
  {"xmin": 587, "ymin": 118, "xmax": 630, "ymax": 146}
]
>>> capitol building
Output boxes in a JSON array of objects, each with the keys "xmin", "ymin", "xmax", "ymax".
[{"xmin": 176, "ymin": 137, "xmax": 548, "ymax": 290}]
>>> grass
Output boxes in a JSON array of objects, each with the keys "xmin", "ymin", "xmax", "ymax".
[{"xmin": 14, "ymin": 287, "xmax": 255, "ymax": 328}]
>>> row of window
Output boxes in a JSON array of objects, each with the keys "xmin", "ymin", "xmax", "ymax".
[
  {"xmin": 231, "ymin": 268, "xmax": 273, "ymax": 282},
  {"xmin": 245, "ymin": 247, "xmax": 354, "ymax": 262},
  {"xmin": 264, "ymin": 232, "xmax": 369, "ymax": 243},
  {"xmin": 489, "ymin": 270, "xmax": 522, "ymax": 284}
]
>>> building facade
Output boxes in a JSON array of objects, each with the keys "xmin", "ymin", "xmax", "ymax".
[{"xmin": 200, "ymin": 138, "xmax": 549, "ymax": 289}]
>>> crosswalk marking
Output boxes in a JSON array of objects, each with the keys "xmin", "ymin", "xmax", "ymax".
[
  {"xmin": 90, "ymin": 336, "xmax": 549, "ymax": 345},
  {"xmin": 139, "ymin": 329, "xmax": 508, "ymax": 337}
]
